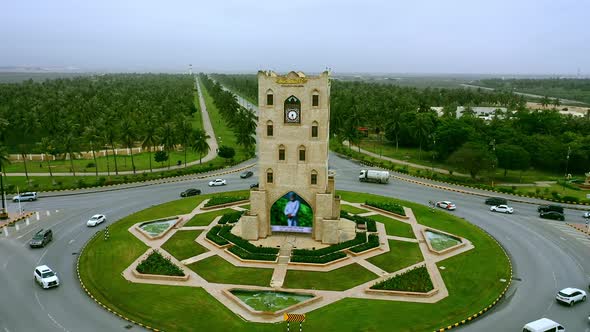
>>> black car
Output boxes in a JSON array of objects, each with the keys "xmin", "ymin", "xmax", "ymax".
[
  {"xmin": 30, "ymin": 229, "xmax": 52, "ymax": 248},
  {"xmin": 240, "ymin": 171, "xmax": 254, "ymax": 179},
  {"xmin": 180, "ymin": 188, "xmax": 201, "ymax": 197},
  {"xmin": 538, "ymin": 204, "xmax": 564, "ymax": 214},
  {"xmin": 485, "ymin": 197, "xmax": 507, "ymax": 205},
  {"xmin": 540, "ymin": 211, "xmax": 565, "ymax": 221},
  {"xmin": 250, "ymin": 183, "xmax": 259, "ymax": 189}
]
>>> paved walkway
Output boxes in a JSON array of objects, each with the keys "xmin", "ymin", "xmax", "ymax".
[
  {"xmin": 5, "ymin": 79, "xmax": 218, "ymax": 177},
  {"xmin": 120, "ymin": 198, "xmax": 474, "ymax": 323}
]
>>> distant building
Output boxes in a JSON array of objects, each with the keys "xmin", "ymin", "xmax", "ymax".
[{"xmin": 430, "ymin": 106, "xmax": 508, "ymax": 120}]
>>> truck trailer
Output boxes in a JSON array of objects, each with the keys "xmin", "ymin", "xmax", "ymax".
[{"xmin": 359, "ymin": 169, "xmax": 390, "ymax": 184}]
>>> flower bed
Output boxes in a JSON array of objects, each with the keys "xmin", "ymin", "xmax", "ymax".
[
  {"xmin": 290, "ymin": 251, "xmax": 347, "ymax": 264},
  {"xmin": 349, "ymin": 234, "xmax": 380, "ymax": 253},
  {"xmin": 136, "ymin": 250, "xmax": 185, "ymax": 276},
  {"xmin": 365, "ymin": 200, "xmax": 405, "ymax": 216},
  {"xmin": 205, "ymin": 195, "xmax": 249, "ymax": 207},
  {"xmin": 292, "ymin": 232, "xmax": 366, "ymax": 257},
  {"xmin": 341, "ymin": 212, "xmax": 378, "ymax": 232},
  {"xmin": 228, "ymin": 246, "xmax": 277, "ymax": 261},
  {"xmin": 205, "ymin": 225, "xmax": 230, "ymax": 246},
  {"xmin": 370, "ymin": 266, "xmax": 433, "ymax": 292},
  {"xmin": 218, "ymin": 211, "xmax": 244, "ymax": 224},
  {"xmin": 218, "ymin": 226, "xmax": 279, "ymax": 255}
]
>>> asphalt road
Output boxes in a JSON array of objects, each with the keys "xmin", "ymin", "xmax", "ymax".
[{"xmin": 1, "ymin": 153, "xmax": 589, "ymax": 332}]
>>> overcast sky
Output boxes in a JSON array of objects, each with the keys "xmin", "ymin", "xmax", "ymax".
[{"xmin": 1, "ymin": 0, "xmax": 589, "ymax": 75}]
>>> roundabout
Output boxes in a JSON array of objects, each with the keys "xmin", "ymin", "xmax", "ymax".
[{"xmin": 77, "ymin": 189, "xmax": 510, "ymax": 331}]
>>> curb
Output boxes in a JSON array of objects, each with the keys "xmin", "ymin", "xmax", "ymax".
[
  {"xmin": 0, "ymin": 212, "xmax": 34, "ymax": 230},
  {"xmin": 8, "ymin": 163, "xmax": 256, "ymax": 198},
  {"xmin": 432, "ymin": 219, "xmax": 513, "ymax": 331},
  {"xmin": 566, "ymin": 223, "xmax": 590, "ymax": 235},
  {"xmin": 76, "ymin": 231, "xmax": 165, "ymax": 332}
]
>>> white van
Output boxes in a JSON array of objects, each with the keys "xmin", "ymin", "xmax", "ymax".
[{"xmin": 523, "ymin": 318, "xmax": 564, "ymax": 332}]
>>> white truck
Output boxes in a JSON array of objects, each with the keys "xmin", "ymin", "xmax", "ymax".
[{"xmin": 359, "ymin": 169, "xmax": 390, "ymax": 184}]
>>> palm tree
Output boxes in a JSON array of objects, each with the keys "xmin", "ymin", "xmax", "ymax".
[
  {"xmin": 234, "ymin": 108, "xmax": 257, "ymax": 156},
  {"xmin": 411, "ymin": 113, "xmax": 434, "ymax": 160},
  {"xmin": 39, "ymin": 137, "xmax": 56, "ymax": 179},
  {"xmin": 190, "ymin": 129, "xmax": 211, "ymax": 164},
  {"xmin": 83, "ymin": 125, "xmax": 102, "ymax": 178},
  {"xmin": 175, "ymin": 116, "xmax": 193, "ymax": 167},
  {"xmin": 119, "ymin": 118, "xmax": 137, "ymax": 174},
  {"xmin": 158, "ymin": 122, "xmax": 176, "ymax": 169},
  {"xmin": 103, "ymin": 122, "xmax": 119, "ymax": 175},
  {"xmin": 0, "ymin": 144, "xmax": 10, "ymax": 218},
  {"xmin": 141, "ymin": 118, "xmax": 159, "ymax": 173},
  {"xmin": 552, "ymin": 98, "xmax": 561, "ymax": 109},
  {"xmin": 540, "ymin": 95, "xmax": 551, "ymax": 108},
  {"xmin": 59, "ymin": 125, "xmax": 80, "ymax": 176}
]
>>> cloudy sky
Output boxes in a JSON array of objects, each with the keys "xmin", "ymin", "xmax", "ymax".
[{"xmin": 1, "ymin": 0, "xmax": 589, "ymax": 74}]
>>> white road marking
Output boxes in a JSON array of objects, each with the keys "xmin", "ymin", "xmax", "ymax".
[
  {"xmin": 35, "ymin": 291, "xmax": 45, "ymax": 311},
  {"xmin": 36, "ymin": 211, "xmax": 40, "ymax": 220},
  {"xmin": 47, "ymin": 313, "xmax": 69, "ymax": 332},
  {"xmin": 2, "ymin": 262, "xmax": 7, "ymax": 270},
  {"xmin": 25, "ymin": 218, "xmax": 29, "ymax": 226},
  {"xmin": 55, "ymin": 210, "xmax": 59, "ymax": 213},
  {"xmin": 36, "ymin": 249, "xmax": 48, "ymax": 265},
  {"xmin": 14, "ymin": 224, "xmax": 19, "ymax": 231},
  {"xmin": 3, "ymin": 228, "xmax": 7, "ymax": 237},
  {"xmin": 46, "ymin": 210, "xmax": 50, "ymax": 216},
  {"xmin": 4, "ymin": 327, "xmax": 10, "ymax": 332},
  {"xmin": 68, "ymin": 239, "xmax": 74, "ymax": 245},
  {"xmin": 560, "ymin": 237, "xmax": 567, "ymax": 241}
]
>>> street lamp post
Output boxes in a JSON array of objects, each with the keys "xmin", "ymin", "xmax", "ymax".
[
  {"xmin": 0, "ymin": 163, "xmax": 7, "ymax": 219},
  {"xmin": 563, "ymin": 146, "xmax": 571, "ymax": 192},
  {"xmin": 490, "ymin": 139, "xmax": 496, "ymax": 187}
]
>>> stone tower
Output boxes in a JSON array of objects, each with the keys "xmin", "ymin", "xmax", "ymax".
[{"xmin": 236, "ymin": 70, "xmax": 355, "ymax": 244}]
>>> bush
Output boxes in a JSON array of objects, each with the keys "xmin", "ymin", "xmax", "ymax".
[
  {"xmin": 562, "ymin": 195, "xmax": 579, "ymax": 203},
  {"xmin": 228, "ymin": 246, "xmax": 277, "ymax": 261},
  {"xmin": 218, "ymin": 211, "xmax": 244, "ymax": 224},
  {"xmin": 206, "ymin": 225, "xmax": 230, "ymax": 246},
  {"xmin": 86, "ymin": 162, "xmax": 96, "ymax": 168},
  {"xmin": 291, "ymin": 251, "xmax": 347, "ymax": 264},
  {"xmin": 136, "ymin": 250, "xmax": 185, "ymax": 276},
  {"xmin": 218, "ymin": 226, "xmax": 279, "ymax": 255},
  {"xmin": 205, "ymin": 195, "xmax": 248, "ymax": 207},
  {"xmin": 349, "ymin": 234, "xmax": 380, "ymax": 253},
  {"xmin": 365, "ymin": 200, "xmax": 405, "ymax": 216},
  {"xmin": 77, "ymin": 179, "xmax": 86, "ymax": 188},
  {"xmin": 371, "ymin": 266, "xmax": 433, "ymax": 292},
  {"xmin": 292, "ymin": 232, "xmax": 366, "ymax": 257},
  {"xmin": 341, "ymin": 212, "xmax": 377, "ymax": 232}
]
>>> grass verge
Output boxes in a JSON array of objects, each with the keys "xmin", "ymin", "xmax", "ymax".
[
  {"xmin": 369, "ymin": 214, "xmax": 415, "ymax": 238},
  {"xmin": 283, "ymin": 263, "xmax": 377, "ymax": 291},
  {"xmin": 161, "ymin": 230, "xmax": 208, "ymax": 261},
  {"xmin": 187, "ymin": 255, "xmax": 272, "ymax": 287},
  {"xmin": 367, "ymin": 240, "xmax": 423, "ymax": 273}
]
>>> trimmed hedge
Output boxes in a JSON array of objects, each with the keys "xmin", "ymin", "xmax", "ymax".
[
  {"xmin": 371, "ymin": 266, "xmax": 433, "ymax": 292},
  {"xmin": 292, "ymin": 232, "xmax": 366, "ymax": 257},
  {"xmin": 341, "ymin": 211, "xmax": 378, "ymax": 232},
  {"xmin": 218, "ymin": 226, "xmax": 279, "ymax": 255},
  {"xmin": 136, "ymin": 250, "xmax": 185, "ymax": 276},
  {"xmin": 206, "ymin": 225, "xmax": 230, "ymax": 246},
  {"xmin": 291, "ymin": 251, "xmax": 347, "ymax": 264},
  {"xmin": 205, "ymin": 195, "xmax": 248, "ymax": 207},
  {"xmin": 349, "ymin": 234, "xmax": 380, "ymax": 253},
  {"xmin": 365, "ymin": 200, "xmax": 405, "ymax": 216},
  {"xmin": 228, "ymin": 245, "xmax": 277, "ymax": 261},
  {"xmin": 218, "ymin": 211, "xmax": 244, "ymax": 224}
]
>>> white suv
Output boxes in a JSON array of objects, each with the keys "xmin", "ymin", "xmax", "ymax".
[
  {"xmin": 34, "ymin": 265, "xmax": 60, "ymax": 289},
  {"xmin": 556, "ymin": 287, "xmax": 586, "ymax": 306},
  {"xmin": 13, "ymin": 192, "xmax": 38, "ymax": 202},
  {"xmin": 208, "ymin": 179, "xmax": 227, "ymax": 187}
]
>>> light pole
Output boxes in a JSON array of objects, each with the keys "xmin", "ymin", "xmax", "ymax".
[
  {"xmin": 563, "ymin": 146, "xmax": 571, "ymax": 192},
  {"xmin": 490, "ymin": 139, "xmax": 496, "ymax": 187},
  {"xmin": 430, "ymin": 134, "xmax": 436, "ymax": 172},
  {"xmin": 0, "ymin": 163, "xmax": 7, "ymax": 219}
]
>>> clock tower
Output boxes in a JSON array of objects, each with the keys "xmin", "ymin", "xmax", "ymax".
[{"xmin": 235, "ymin": 70, "xmax": 355, "ymax": 244}]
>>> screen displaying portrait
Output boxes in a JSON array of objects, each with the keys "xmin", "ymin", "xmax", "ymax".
[{"xmin": 270, "ymin": 191, "xmax": 313, "ymax": 233}]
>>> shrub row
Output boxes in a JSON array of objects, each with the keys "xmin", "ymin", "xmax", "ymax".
[
  {"xmin": 365, "ymin": 200, "xmax": 405, "ymax": 216},
  {"xmin": 349, "ymin": 234, "xmax": 380, "ymax": 253},
  {"xmin": 218, "ymin": 211, "xmax": 244, "ymax": 224},
  {"xmin": 341, "ymin": 211, "xmax": 378, "ymax": 232},
  {"xmin": 205, "ymin": 195, "xmax": 248, "ymax": 207},
  {"xmin": 371, "ymin": 266, "xmax": 433, "ymax": 292},
  {"xmin": 218, "ymin": 226, "xmax": 279, "ymax": 255},
  {"xmin": 228, "ymin": 245, "xmax": 277, "ymax": 261},
  {"xmin": 136, "ymin": 250, "xmax": 185, "ymax": 276},
  {"xmin": 292, "ymin": 232, "xmax": 366, "ymax": 257},
  {"xmin": 206, "ymin": 225, "xmax": 230, "ymax": 246},
  {"xmin": 290, "ymin": 251, "xmax": 347, "ymax": 264}
]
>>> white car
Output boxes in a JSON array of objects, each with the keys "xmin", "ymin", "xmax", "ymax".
[
  {"xmin": 208, "ymin": 179, "xmax": 227, "ymax": 187},
  {"xmin": 86, "ymin": 214, "xmax": 106, "ymax": 227},
  {"xmin": 583, "ymin": 211, "xmax": 590, "ymax": 219},
  {"xmin": 436, "ymin": 201, "xmax": 456, "ymax": 210},
  {"xmin": 490, "ymin": 205, "xmax": 514, "ymax": 214},
  {"xmin": 13, "ymin": 192, "xmax": 38, "ymax": 202},
  {"xmin": 34, "ymin": 265, "xmax": 59, "ymax": 289},
  {"xmin": 555, "ymin": 287, "xmax": 586, "ymax": 306}
]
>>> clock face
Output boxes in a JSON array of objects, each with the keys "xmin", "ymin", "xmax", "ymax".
[
  {"xmin": 288, "ymin": 110, "xmax": 298, "ymax": 120},
  {"xmin": 285, "ymin": 108, "xmax": 300, "ymax": 123}
]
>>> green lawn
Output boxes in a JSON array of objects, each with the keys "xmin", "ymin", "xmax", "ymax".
[
  {"xmin": 283, "ymin": 263, "xmax": 377, "ymax": 291},
  {"xmin": 184, "ymin": 208, "xmax": 236, "ymax": 227},
  {"xmin": 340, "ymin": 204, "xmax": 370, "ymax": 215},
  {"xmin": 497, "ymin": 183, "xmax": 589, "ymax": 201},
  {"xmin": 368, "ymin": 214, "xmax": 415, "ymax": 238},
  {"xmin": 367, "ymin": 240, "xmax": 423, "ymax": 273},
  {"xmin": 161, "ymin": 230, "xmax": 208, "ymax": 261},
  {"xmin": 188, "ymin": 255, "xmax": 272, "ymax": 287},
  {"xmin": 79, "ymin": 190, "xmax": 511, "ymax": 332}
]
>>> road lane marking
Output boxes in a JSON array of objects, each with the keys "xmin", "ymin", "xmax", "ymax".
[
  {"xmin": 47, "ymin": 313, "xmax": 69, "ymax": 332},
  {"xmin": 36, "ymin": 211, "xmax": 39, "ymax": 220},
  {"xmin": 4, "ymin": 327, "xmax": 10, "ymax": 332},
  {"xmin": 36, "ymin": 249, "xmax": 48, "ymax": 265},
  {"xmin": 560, "ymin": 237, "xmax": 567, "ymax": 241},
  {"xmin": 68, "ymin": 239, "xmax": 75, "ymax": 245},
  {"xmin": 35, "ymin": 291, "xmax": 45, "ymax": 311},
  {"xmin": 46, "ymin": 211, "xmax": 50, "ymax": 216}
]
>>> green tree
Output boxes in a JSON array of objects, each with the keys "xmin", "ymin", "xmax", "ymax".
[
  {"xmin": 154, "ymin": 150, "xmax": 168, "ymax": 167},
  {"xmin": 158, "ymin": 122, "xmax": 176, "ymax": 169},
  {"xmin": 495, "ymin": 144, "xmax": 531, "ymax": 178},
  {"xmin": 83, "ymin": 124, "xmax": 101, "ymax": 178},
  {"xmin": 141, "ymin": 118, "xmax": 159, "ymax": 172},
  {"xmin": 190, "ymin": 129, "xmax": 211, "ymax": 164},
  {"xmin": 411, "ymin": 112, "xmax": 435, "ymax": 160},
  {"xmin": 59, "ymin": 125, "xmax": 80, "ymax": 176},
  {"xmin": 0, "ymin": 144, "xmax": 10, "ymax": 218},
  {"xmin": 234, "ymin": 108, "xmax": 257, "ymax": 157},
  {"xmin": 119, "ymin": 118, "xmax": 138, "ymax": 174},
  {"xmin": 175, "ymin": 115, "xmax": 193, "ymax": 167},
  {"xmin": 103, "ymin": 120, "xmax": 119, "ymax": 175},
  {"xmin": 39, "ymin": 137, "xmax": 57, "ymax": 179},
  {"xmin": 448, "ymin": 142, "xmax": 496, "ymax": 179},
  {"xmin": 218, "ymin": 145, "xmax": 235, "ymax": 163}
]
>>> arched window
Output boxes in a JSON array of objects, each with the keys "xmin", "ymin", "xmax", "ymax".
[
  {"xmin": 298, "ymin": 145, "xmax": 306, "ymax": 162},
  {"xmin": 310, "ymin": 170, "xmax": 318, "ymax": 185},
  {"xmin": 312, "ymin": 90, "xmax": 320, "ymax": 107},
  {"xmin": 266, "ymin": 120, "xmax": 273, "ymax": 137},
  {"xmin": 266, "ymin": 89, "xmax": 274, "ymax": 106},
  {"xmin": 278, "ymin": 145, "xmax": 286, "ymax": 161},
  {"xmin": 266, "ymin": 168, "xmax": 274, "ymax": 183},
  {"xmin": 284, "ymin": 95, "xmax": 301, "ymax": 123},
  {"xmin": 311, "ymin": 121, "xmax": 319, "ymax": 138}
]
